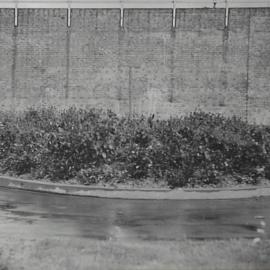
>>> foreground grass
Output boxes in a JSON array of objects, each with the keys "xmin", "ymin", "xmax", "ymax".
[{"xmin": 0, "ymin": 236, "xmax": 270, "ymax": 270}]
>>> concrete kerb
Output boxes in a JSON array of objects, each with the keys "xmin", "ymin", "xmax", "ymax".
[{"xmin": 1, "ymin": 175, "xmax": 270, "ymax": 200}]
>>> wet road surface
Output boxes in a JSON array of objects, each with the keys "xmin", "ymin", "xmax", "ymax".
[{"xmin": 0, "ymin": 187, "xmax": 269, "ymax": 241}]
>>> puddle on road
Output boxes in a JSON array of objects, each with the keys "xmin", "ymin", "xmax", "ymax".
[
  {"xmin": 187, "ymin": 213, "xmax": 221, "ymax": 221},
  {"xmin": 238, "ymin": 224, "xmax": 258, "ymax": 232},
  {"xmin": 0, "ymin": 202, "xmax": 17, "ymax": 210}
]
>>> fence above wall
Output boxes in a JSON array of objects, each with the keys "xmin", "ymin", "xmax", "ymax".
[{"xmin": 0, "ymin": 0, "xmax": 270, "ymax": 9}]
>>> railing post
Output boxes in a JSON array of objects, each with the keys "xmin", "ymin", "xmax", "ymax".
[
  {"xmin": 67, "ymin": 1, "xmax": 71, "ymax": 27},
  {"xmin": 172, "ymin": 0, "xmax": 176, "ymax": 28},
  {"xmin": 225, "ymin": 0, "xmax": 229, "ymax": 27},
  {"xmin": 14, "ymin": 2, "xmax": 18, "ymax": 27},
  {"xmin": 120, "ymin": 0, "xmax": 124, "ymax": 28}
]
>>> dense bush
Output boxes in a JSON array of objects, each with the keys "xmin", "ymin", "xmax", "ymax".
[{"xmin": 0, "ymin": 107, "xmax": 269, "ymax": 188}]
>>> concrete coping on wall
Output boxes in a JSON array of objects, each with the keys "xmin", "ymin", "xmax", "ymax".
[{"xmin": 1, "ymin": 175, "xmax": 270, "ymax": 200}]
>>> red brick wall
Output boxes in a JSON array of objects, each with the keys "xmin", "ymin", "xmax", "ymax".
[{"xmin": 0, "ymin": 8, "xmax": 269, "ymax": 124}]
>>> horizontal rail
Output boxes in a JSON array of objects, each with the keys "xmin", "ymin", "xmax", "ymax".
[{"xmin": 0, "ymin": 1, "xmax": 269, "ymax": 9}]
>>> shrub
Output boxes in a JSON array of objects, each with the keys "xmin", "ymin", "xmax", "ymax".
[{"xmin": 0, "ymin": 107, "xmax": 270, "ymax": 188}]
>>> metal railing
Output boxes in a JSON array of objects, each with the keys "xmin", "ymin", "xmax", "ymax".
[
  {"xmin": 1, "ymin": 1, "xmax": 269, "ymax": 27},
  {"xmin": 0, "ymin": 1, "xmax": 269, "ymax": 9}
]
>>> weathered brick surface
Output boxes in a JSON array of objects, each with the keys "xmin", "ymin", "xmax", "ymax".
[
  {"xmin": 68, "ymin": 9, "xmax": 126, "ymax": 113},
  {"xmin": 248, "ymin": 8, "xmax": 270, "ymax": 124},
  {"xmin": 0, "ymin": 8, "xmax": 269, "ymax": 123},
  {"xmin": 122, "ymin": 9, "xmax": 173, "ymax": 116},
  {"xmin": 172, "ymin": 9, "xmax": 231, "ymax": 117},
  {"xmin": 226, "ymin": 8, "xmax": 250, "ymax": 120},
  {"xmin": 12, "ymin": 9, "xmax": 68, "ymax": 109},
  {"xmin": 0, "ymin": 9, "xmax": 14, "ymax": 109}
]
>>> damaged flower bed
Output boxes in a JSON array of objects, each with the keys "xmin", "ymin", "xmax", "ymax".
[{"xmin": 0, "ymin": 107, "xmax": 270, "ymax": 189}]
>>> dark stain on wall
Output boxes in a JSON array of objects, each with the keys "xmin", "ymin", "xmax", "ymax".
[
  {"xmin": 11, "ymin": 26, "xmax": 17, "ymax": 99},
  {"xmin": 65, "ymin": 26, "xmax": 71, "ymax": 99}
]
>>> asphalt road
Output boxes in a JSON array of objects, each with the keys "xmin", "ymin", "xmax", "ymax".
[{"xmin": 0, "ymin": 187, "xmax": 269, "ymax": 241}]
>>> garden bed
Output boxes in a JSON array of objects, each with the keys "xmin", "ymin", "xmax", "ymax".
[{"xmin": 0, "ymin": 107, "xmax": 270, "ymax": 189}]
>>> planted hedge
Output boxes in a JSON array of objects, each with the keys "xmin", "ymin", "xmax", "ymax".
[{"xmin": 0, "ymin": 107, "xmax": 270, "ymax": 188}]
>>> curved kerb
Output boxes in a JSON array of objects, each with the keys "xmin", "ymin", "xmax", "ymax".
[{"xmin": 1, "ymin": 175, "xmax": 270, "ymax": 200}]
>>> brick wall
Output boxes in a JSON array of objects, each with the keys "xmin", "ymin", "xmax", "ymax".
[
  {"xmin": 0, "ymin": 9, "xmax": 14, "ymax": 109},
  {"xmin": 0, "ymin": 8, "xmax": 269, "ymax": 124}
]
